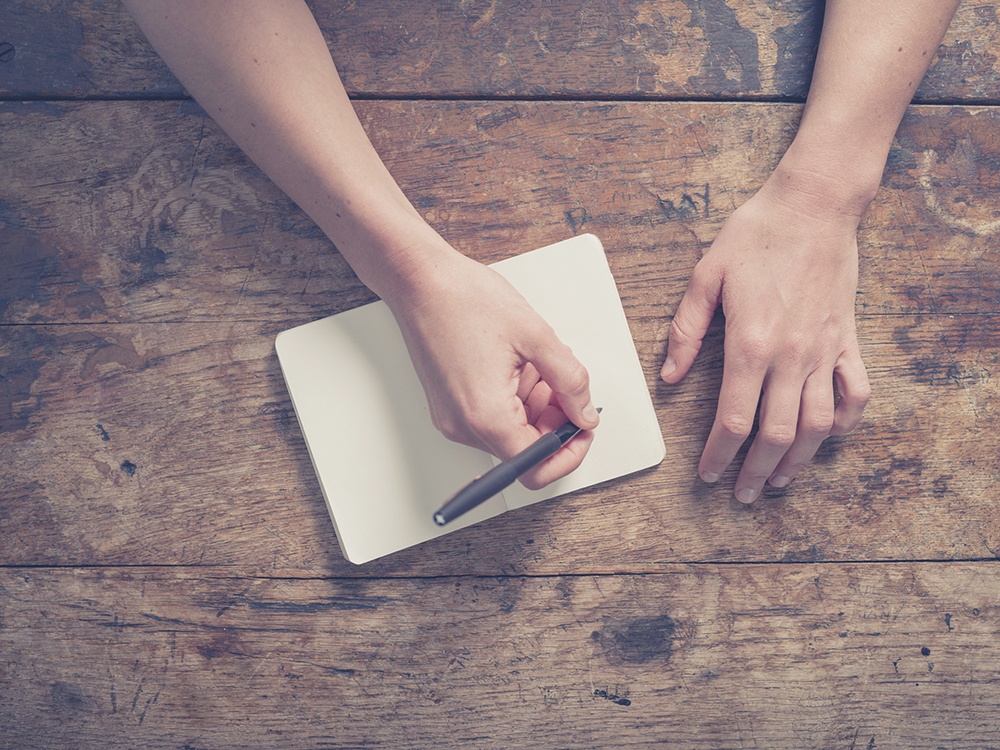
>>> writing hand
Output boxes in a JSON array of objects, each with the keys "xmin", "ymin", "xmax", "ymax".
[
  {"xmin": 385, "ymin": 249, "xmax": 600, "ymax": 490},
  {"xmin": 661, "ymin": 170, "xmax": 870, "ymax": 503}
]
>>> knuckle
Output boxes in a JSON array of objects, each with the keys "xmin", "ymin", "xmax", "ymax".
[
  {"xmin": 717, "ymin": 413, "xmax": 754, "ymax": 442},
  {"xmin": 732, "ymin": 332, "xmax": 771, "ymax": 367},
  {"xmin": 758, "ymin": 425, "xmax": 796, "ymax": 450},
  {"xmin": 434, "ymin": 415, "xmax": 465, "ymax": 444},
  {"xmin": 802, "ymin": 410, "xmax": 835, "ymax": 437},
  {"xmin": 431, "ymin": 413, "xmax": 468, "ymax": 443},
  {"xmin": 690, "ymin": 257, "xmax": 719, "ymax": 291},
  {"xmin": 560, "ymin": 357, "xmax": 590, "ymax": 397},
  {"xmin": 668, "ymin": 317, "xmax": 700, "ymax": 350},
  {"xmin": 783, "ymin": 333, "xmax": 812, "ymax": 363}
]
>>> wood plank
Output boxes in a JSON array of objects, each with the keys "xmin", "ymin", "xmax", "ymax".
[
  {"xmin": 1, "ymin": 564, "xmax": 998, "ymax": 748},
  {"xmin": 2, "ymin": 1, "xmax": 998, "ymax": 102},
  {"xmin": 2, "ymin": 315, "xmax": 997, "ymax": 574},
  {"xmin": 2, "ymin": 100, "xmax": 999, "ymax": 326}
]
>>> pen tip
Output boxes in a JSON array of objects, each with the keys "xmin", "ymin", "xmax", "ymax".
[{"xmin": 433, "ymin": 512, "xmax": 447, "ymax": 527}]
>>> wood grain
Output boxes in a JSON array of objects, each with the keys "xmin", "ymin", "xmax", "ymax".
[
  {"xmin": 1, "ymin": 1, "xmax": 998, "ymax": 102},
  {"xmin": 2, "ymin": 564, "xmax": 998, "ymax": 749},
  {"xmin": 2, "ymin": 314, "xmax": 997, "ymax": 574},
  {"xmin": 2, "ymin": 101, "xmax": 999, "ymax": 327},
  {"xmin": 3, "ymin": 3, "xmax": 1000, "ymax": 747}
]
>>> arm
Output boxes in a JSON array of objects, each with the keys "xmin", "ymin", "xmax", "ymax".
[
  {"xmin": 661, "ymin": 0, "xmax": 959, "ymax": 503},
  {"xmin": 123, "ymin": 0, "xmax": 600, "ymax": 487}
]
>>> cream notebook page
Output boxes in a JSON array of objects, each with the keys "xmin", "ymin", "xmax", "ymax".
[{"xmin": 276, "ymin": 234, "xmax": 664, "ymax": 564}]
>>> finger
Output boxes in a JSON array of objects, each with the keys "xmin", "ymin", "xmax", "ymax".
[
  {"xmin": 476, "ymin": 401, "xmax": 594, "ymax": 490},
  {"xmin": 831, "ymin": 341, "xmax": 871, "ymax": 436},
  {"xmin": 518, "ymin": 404, "xmax": 595, "ymax": 490},
  {"xmin": 524, "ymin": 329, "xmax": 600, "ymax": 430},
  {"xmin": 768, "ymin": 369, "xmax": 836, "ymax": 488},
  {"xmin": 516, "ymin": 362, "xmax": 541, "ymax": 403},
  {"xmin": 733, "ymin": 375, "xmax": 802, "ymax": 503},
  {"xmin": 523, "ymin": 379, "xmax": 554, "ymax": 426},
  {"xmin": 661, "ymin": 259, "xmax": 723, "ymax": 383},
  {"xmin": 699, "ymin": 358, "xmax": 766, "ymax": 484}
]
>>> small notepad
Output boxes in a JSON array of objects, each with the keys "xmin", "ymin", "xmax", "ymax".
[{"xmin": 276, "ymin": 234, "xmax": 664, "ymax": 564}]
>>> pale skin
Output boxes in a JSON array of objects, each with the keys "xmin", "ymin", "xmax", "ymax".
[
  {"xmin": 122, "ymin": 0, "xmax": 599, "ymax": 490},
  {"xmin": 661, "ymin": 0, "xmax": 959, "ymax": 502},
  {"xmin": 124, "ymin": 0, "xmax": 958, "ymax": 499}
]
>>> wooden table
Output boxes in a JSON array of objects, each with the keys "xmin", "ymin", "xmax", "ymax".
[{"xmin": 3, "ymin": 2, "xmax": 1000, "ymax": 747}]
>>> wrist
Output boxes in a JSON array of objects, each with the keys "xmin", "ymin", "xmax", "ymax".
[
  {"xmin": 766, "ymin": 141, "xmax": 883, "ymax": 225},
  {"xmin": 342, "ymin": 210, "xmax": 462, "ymax": 308},
  {"xmin": 773, "ymin": 132, "xmax": 886, "ymax": 221},
  {"xmin": 308, "ymin": 183, "xmax": 462, "ymax": 304}
]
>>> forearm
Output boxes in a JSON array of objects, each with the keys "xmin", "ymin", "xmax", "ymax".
[
  {"xmin": 123, "ymin": 0, "xmax": 449, "ymax": 301},
  {"xmin": 779, "ymin": 0, "xmax": 960, "ymax": 216}
]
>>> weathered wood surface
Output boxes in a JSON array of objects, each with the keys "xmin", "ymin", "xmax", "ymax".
[
  {"xmin": 1, "ymin": 0, "xmax": 999, "ymax": 102},
  {"xmin": 3, "ymin": 3, "xmax": 1000, "ymax": 747},
  {"xmin": 3, "ymin": 101, "xmax": 1000, "ymax": 326},
  {"xmin": 2, "ymin": 314, "xmax": 997, "ymax": 574},
  {"xmin": 2, "ymin": 564, "xmax": 998, "ymax": 749}
]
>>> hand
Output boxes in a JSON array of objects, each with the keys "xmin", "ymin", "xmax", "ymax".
[
  {"xmin": 661, "ymin": 167, "xmax": 871, "ymax": 503},
  {"xmin": 383, "ymin": 248, "xmax": 600, "ymax": 490}
]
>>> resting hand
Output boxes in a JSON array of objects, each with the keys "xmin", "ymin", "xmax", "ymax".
[
  {"xmin": 661, "ymin": 167, "xmax": 871, "ymax": 503},
  {"xmin": 384, "ymin": 249, "xmax": 600, "ymax": 490}
]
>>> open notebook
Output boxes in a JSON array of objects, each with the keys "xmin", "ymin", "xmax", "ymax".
[{"xmin": 276, "ymin": 234, "xmax": 664, "ymax": 564}]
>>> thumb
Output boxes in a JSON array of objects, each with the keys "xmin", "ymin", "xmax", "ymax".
[
  {"xmin": 661, "ymin": 261, "xmax": 722, "ymax": 383},
  {"xmin": 524, "ymin": 328, "xmax": 600, "ymax": 431}
]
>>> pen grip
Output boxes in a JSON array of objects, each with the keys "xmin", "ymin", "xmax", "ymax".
[
  {"xmin": 504, "ymin": 430, "xmax": 565, "ymax": 476},
  {"xmin": 434, "ymin": 431, "xmax": 564, "ymax": 525}
]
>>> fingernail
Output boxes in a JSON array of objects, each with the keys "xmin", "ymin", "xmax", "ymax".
[
  {"xmin": 769, "ymin": 475, "xmax": 791, "ymax": 488},
  {"xmin": 701, "ymin": 471, "xmax": 721, "ymax": 483},
  {"xmin": 661, "ymin": 356, "xmax": 677, "ymax": 379},
  {"xmin": 736, "ymin": 487, "xmax": 758, "ymax": 504},
  {"xmin": 583, "ymin": 403, "xmax": 599, "ymax": 423}
]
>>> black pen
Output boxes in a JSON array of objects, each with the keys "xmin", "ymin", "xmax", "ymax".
[{"xmin": 433, "ymin": 411, "xmax": 599, "ymax": 526}]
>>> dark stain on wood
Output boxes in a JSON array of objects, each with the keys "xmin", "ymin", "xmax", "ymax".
[
  {"xmin": 599, "ymin": 614, "xmax": 676, "ymax": 666},
  {"xmin": 656, "ymin": 185, "xmax": 711, "ymax": 221},
  {"xmin": 125, "ymin": 237, "xmax": 170, "ymax": 290},
  {"xmin": 593, "ymin": 687, "xmax": 632, "ymax": 706},
  {"xmin": 0, "ymin": 224, "xmax": 60, "ymax": 321},
  {"xmin": 565, "ymin": 207, "xmax": 587, "ymax": 233},
  {"xmin": 0, "ymin": 1, "xmax": 91, "ymax": 95},
  {"xmin": 772, "ymin": 5, "xmax": 823, "ymax": 99},
  {"xmin": 475, "ymin": 104, "xmax": 522, "ymax": 131},
  {"xmin": 196, "ymin": 631, "xmax": 238, "ymax": 660},
  {"xmin": 51, "ymin": 681, "xmax": 87, "ymax": 711},
  {"xmin": 255, "ymin": 401, "xmax": 297, "ymax": 432},
  {"xmin": 0, "ymin": 329, "xmax": 44, "ymax": 433},
  {"xmin": 1, "ymin": 203, "xmax": 109, "ymax": 323},
  {"xmin": 120, "ymin": 460, "xmax": 137, "ymax": 477},
  {"xmin": 780, "ymin": 544, "xmax": 823, "ymax": 564},
  {"xmin": 932, "ymin": 39, "xmax": 999, "ymax": 92},
  {"xmin": 683, "ymin": 0, "xmax": 760, "ymax": 94},
  {"xmin": 243, "ymin": 596, "xmax": 385, "ymax": 613},
  {"xmin": 79, "ymin": 333, "xmax": 142, "ymax": 380}
]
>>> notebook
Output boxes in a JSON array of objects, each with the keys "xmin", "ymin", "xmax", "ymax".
[{"xmin": 276, "ymin": 234, "xmax": 664, "ymax": 564}]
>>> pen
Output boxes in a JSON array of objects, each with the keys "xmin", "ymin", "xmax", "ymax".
[{"xmin": 433, "ymin": 411, "xmax": 599, "ymax": 526}]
